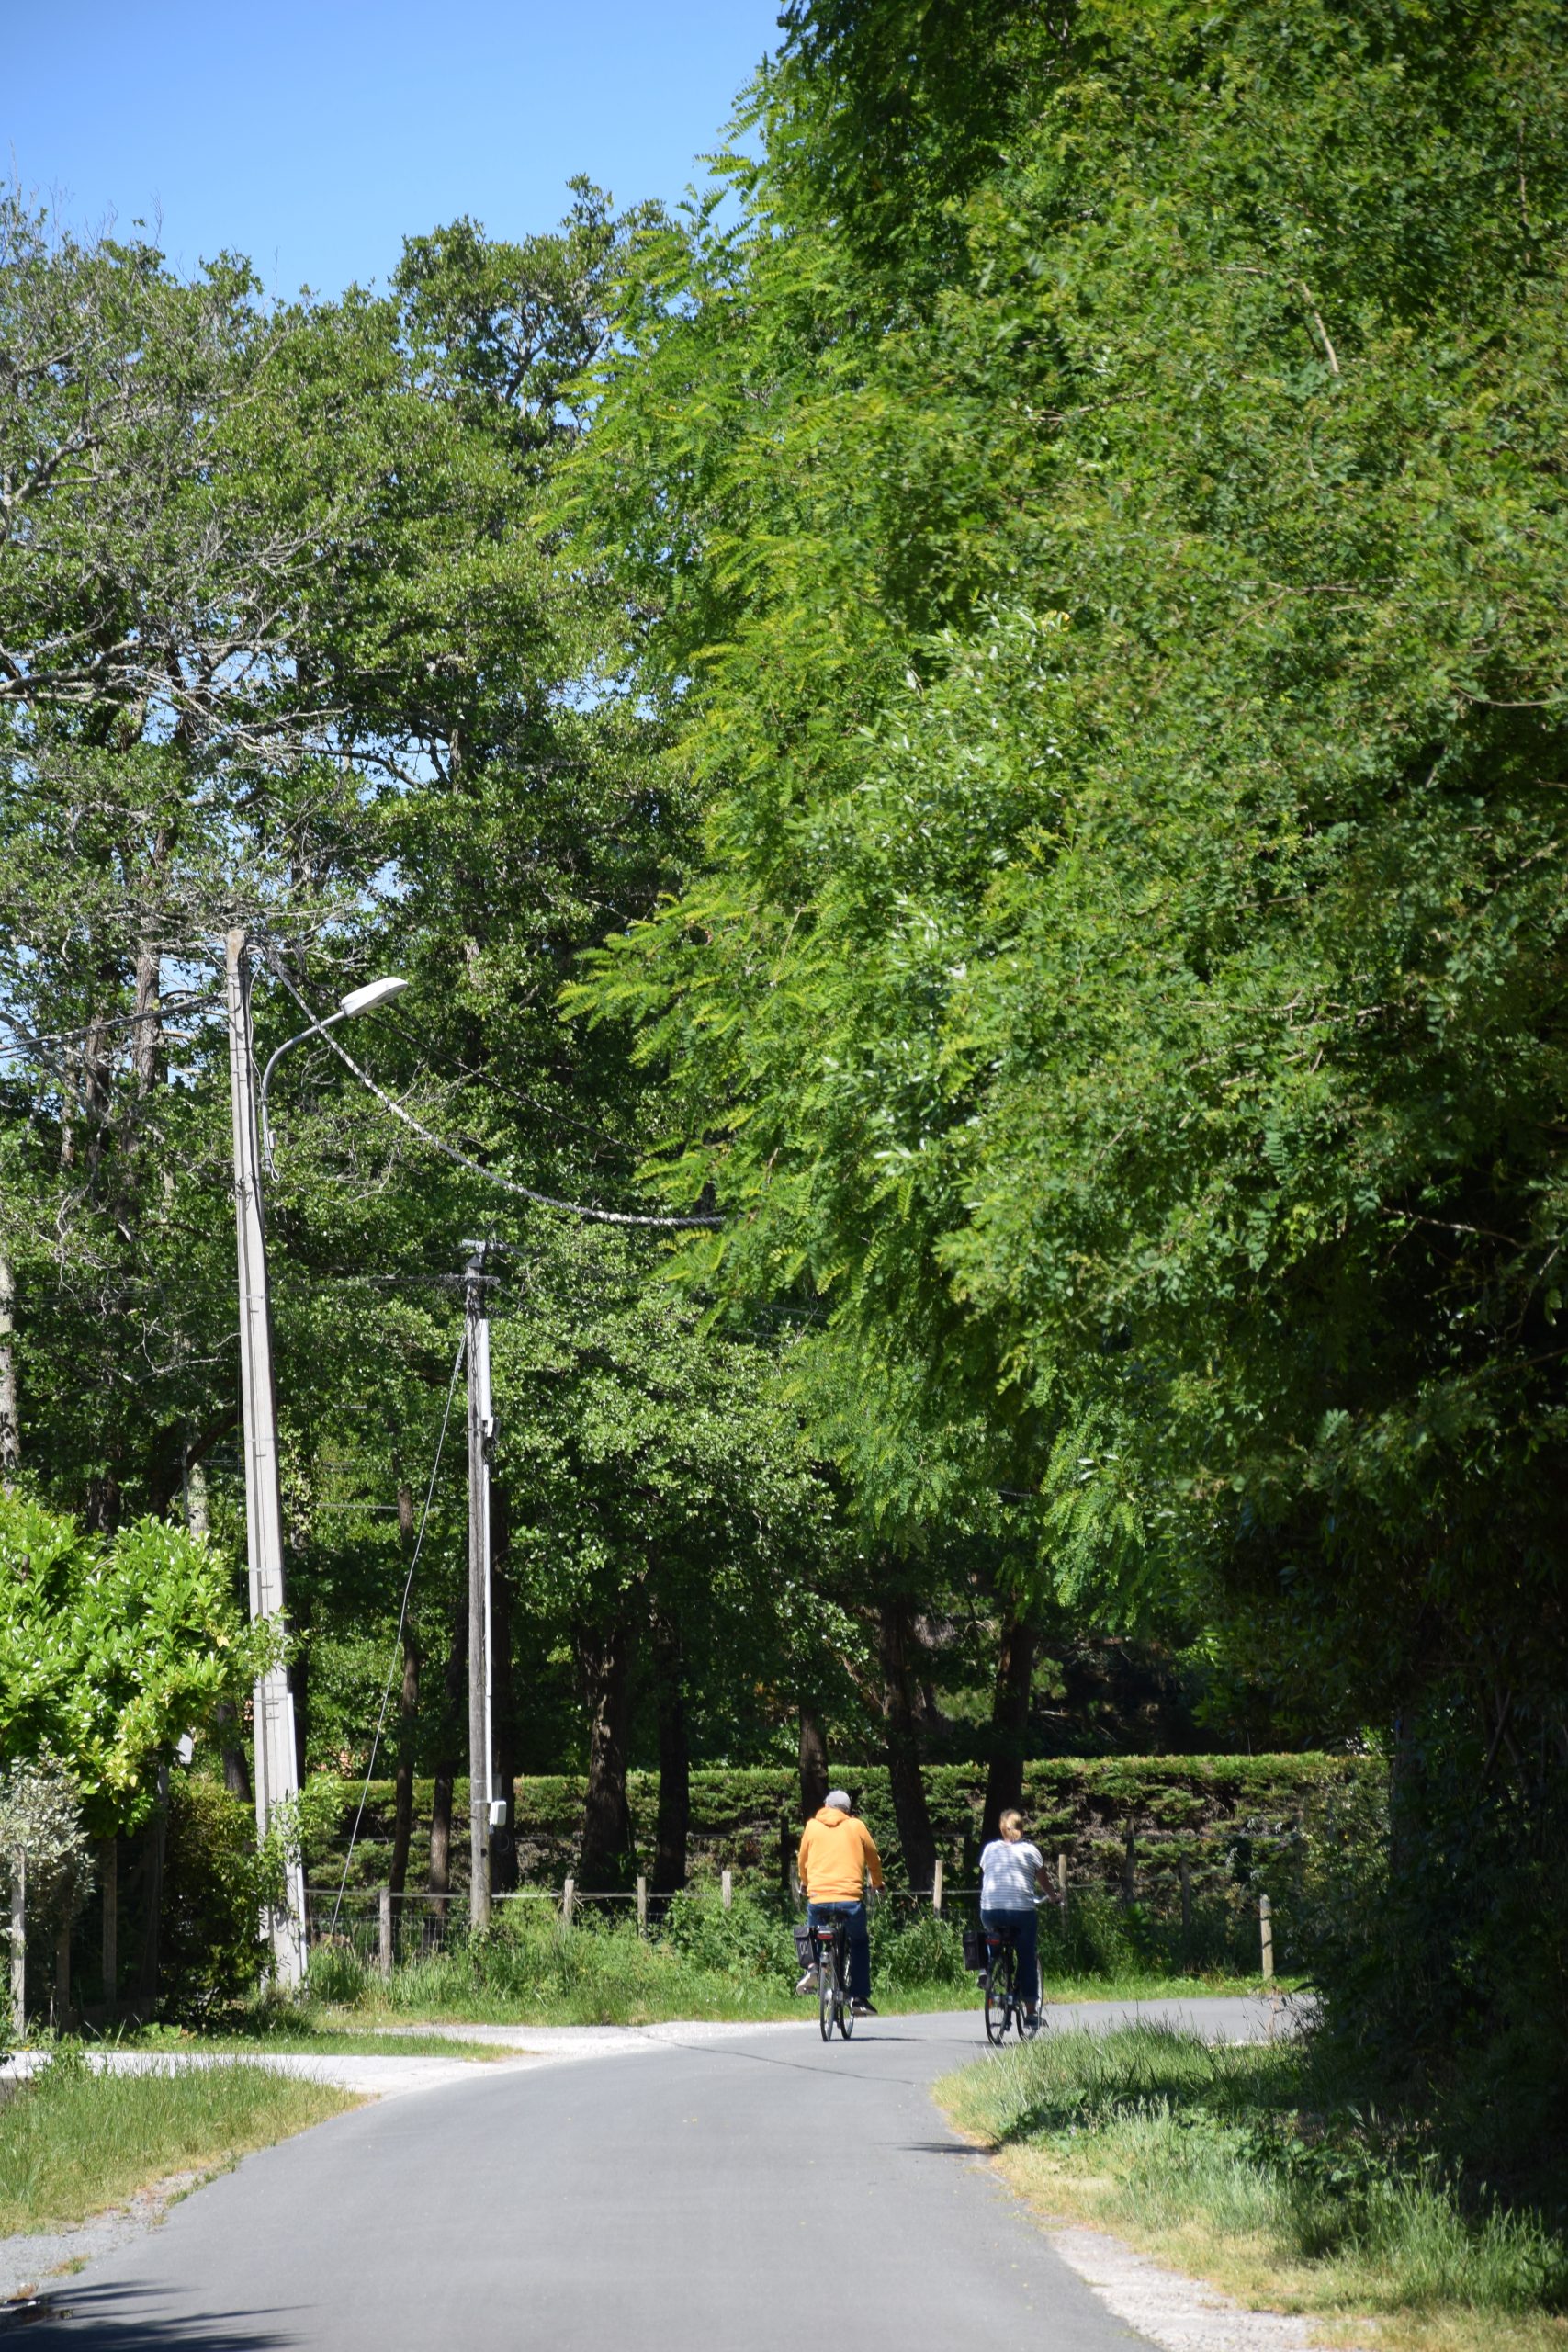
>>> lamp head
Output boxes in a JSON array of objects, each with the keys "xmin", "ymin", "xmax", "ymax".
[{"xmin": 338, "ymin": 976, "xmax": 408, "ymax": 1020}]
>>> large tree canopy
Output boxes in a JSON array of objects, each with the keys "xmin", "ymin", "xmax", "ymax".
[{"xmin": 570, "ymin": 0, "xmax": 1568, "ymax": 2150}]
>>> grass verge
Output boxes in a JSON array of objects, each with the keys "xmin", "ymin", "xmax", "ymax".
[
  {"xmin": 935, "ymin": 2024, "xmax": 1568, "ymax": 2352},
  {"xmin": 106, "ymin": 2024, "xmax": 504, "ymax": 2058},
  {"xmin": 0, "ymin": 2051, "xmax": 355, "ymax": 2236}
]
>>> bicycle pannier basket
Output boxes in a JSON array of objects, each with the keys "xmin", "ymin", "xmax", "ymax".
[
  {"xmin": 793, "ymin": 1925, "xmax": 817, "ymax": 1966},
  {"xmin": 962, "ymin": 1927, "xmax": 986, "ymax": 1972}
]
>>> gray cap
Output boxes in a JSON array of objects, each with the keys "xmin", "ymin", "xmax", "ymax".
[{"xmin": 825, "ymin": 1789, "xmax": 852, "ymax": 1812}]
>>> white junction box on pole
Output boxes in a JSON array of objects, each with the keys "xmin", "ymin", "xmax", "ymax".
[{"xmin": 225, "ymin": 930, "xmax": 307, "ymax": 1987}]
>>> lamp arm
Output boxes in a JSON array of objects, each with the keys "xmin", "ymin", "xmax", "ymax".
[{"xmin": 259, "ymin": 1008, "xmax": 348, "ymax": 1176}]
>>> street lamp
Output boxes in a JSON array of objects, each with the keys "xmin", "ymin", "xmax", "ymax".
[
  {"xmin": 259, "ymin": 974, "xmax": 408, "ymax": 1175},
  {"xmin": 222, "ymin": 937, "xmax": 408, "ymax": 1987}
]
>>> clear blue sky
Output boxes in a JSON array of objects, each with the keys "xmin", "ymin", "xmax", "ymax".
[{"xmin": 5, "ymin": 3, "xmax": 784, "ymax": 298}]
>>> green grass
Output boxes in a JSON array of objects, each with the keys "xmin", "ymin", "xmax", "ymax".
[
  {"xmin": 936, "ymin": 2024, "xmax": 1568, "ymax": 2352},
  {"xmin": 291, "ymin": 1894, "xmax": 1274, "ymax": 2029},
  {"xmin": 94, "ymin": 2021, "xmax": 505, "ymax": 2058},
  {"xmin": 0, "ymin": 2049, "xmax": 355, "ymax": 2235}
]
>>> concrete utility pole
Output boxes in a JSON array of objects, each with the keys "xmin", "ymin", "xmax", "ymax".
[
  {"xmin": 465, "ymin": 1247, "xmax": 497, "ymax": 1932},
  {"xmin": 225, "ymin": 929, "xmax": 307, "ymax": 1986}
]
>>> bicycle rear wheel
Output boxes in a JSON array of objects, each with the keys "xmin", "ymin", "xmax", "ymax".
[
  {"xmin": 818, "ymin": 1953, "xmax": 834, "ymax": 2041},
  {"xmin": 984, "ymin": 1949, "xmax": 1013, "ymax": 2045},
  {"xmin": 837, "ymin": 1947, "xmax": 855, "ymax": 2039}
]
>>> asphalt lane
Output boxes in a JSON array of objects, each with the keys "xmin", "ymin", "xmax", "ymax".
[{"xmin": 44, "ymin": 2002, "xmax": 1273, "ymax": 2350}]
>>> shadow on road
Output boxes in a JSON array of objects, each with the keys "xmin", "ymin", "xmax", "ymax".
[{"xmin": 28, "ymin": 2279, "xmax": 300, "ymax": 2346}]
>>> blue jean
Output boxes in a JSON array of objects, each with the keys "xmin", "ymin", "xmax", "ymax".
[
  {"xmin": 981, "ymin": 1905, "xmax": 1039, "ymax": 2011},
  {"xmin": 807, "ymin": 1900, "xmax": 870, "ymax": 2003}
]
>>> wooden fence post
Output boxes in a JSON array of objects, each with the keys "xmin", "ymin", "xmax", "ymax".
[
  {"xmin": 721, "ymin": 1869, "xmax": 733, "ymax": 1912},
  {"xmin": 378, "ymin": 1888, "xmax": 393, "ymax": 1980},
  {"xmin": 637, "ymin": 1875, "xmax": 648, "ymax": 1934},
  {"xmin": 9, "ymin": 1851, "xmax": 24, "ymax": 2040},
  {"xmin": 1057, "ymin": 1851, "xmax": 1068, "ymax": 1903},
  {"xmin": 1259, "ymin": 1893, "xmax": 1274, "ymax": 1982},
  {"xmin": 931, "ymin": 1858, "xmax": 943, "ymax": 1914},
  {"xmin": 561, "ymin": 1876, "xmax": 575, "ymax": 1927}
]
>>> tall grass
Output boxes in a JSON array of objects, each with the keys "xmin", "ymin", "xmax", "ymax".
[
  {"xmin": 303, "ymin": 1888, "xmax": 1260, "ymax": 2026},
  {"xmin": 0, "ymin": 2048, "xmax": 353, "ymax": 2234},
  {"xmin": 307, "ymin": 1894, "xmax": 805, "ymax": 2024},
  {"xmin": 939, "ymin": 2025, "xmax": 1568, "ymax": 2342}
]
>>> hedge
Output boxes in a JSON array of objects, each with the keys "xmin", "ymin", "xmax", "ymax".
[{"xmin": 301, "ymin": 1753, "xmax": 1382, "ymax": 1918}]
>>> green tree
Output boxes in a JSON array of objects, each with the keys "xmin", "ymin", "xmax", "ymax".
[
  {"xmin": 0, "ymin": 1492, "xmax": 259, "ymax": 1836},
  {"xmin": 570, "ymin": 0, "xmax": 1568, "ymax": 2160},
  {"xmin": 492, "ymin": 1222, "xmax": 849, "ymax": 1890}
]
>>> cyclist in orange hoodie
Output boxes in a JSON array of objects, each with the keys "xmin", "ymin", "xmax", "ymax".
[{"xmin": 796, "ymin": 1790, "xmax": 885, "ymax": 2016}]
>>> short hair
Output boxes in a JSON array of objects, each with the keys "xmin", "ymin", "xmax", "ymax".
[{"xmin": 999, "ymin": 1808, "xmax": 1026, "ymax": 1840}]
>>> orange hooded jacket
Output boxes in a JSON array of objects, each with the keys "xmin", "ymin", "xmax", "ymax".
[{"xmin": 796, "ymin": 1805, "xmax": 884, "ymax": 1903}]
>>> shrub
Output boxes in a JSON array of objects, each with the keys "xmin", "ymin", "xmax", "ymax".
[
  {"xmin": 0, "ymin": 1751, "xmax": 94, "ymax": 1958},
  {"xmin": 159, "ymin": 1777, "xmax": 278, "ymax": 2023},
  {"xmin": 659, "ymin": 1891, "xmax": 795, "ymax": 1982},
  {"xmin": 870, "ymin": 1901, "xmax": 969, "ymax": 1991}
]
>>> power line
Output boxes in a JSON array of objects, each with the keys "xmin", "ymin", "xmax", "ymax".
[
  {"xmin": 0, "ymin": 995, "xmax": 221, "ymax": 1058},
  {"xmin": 265, "ymin": 958, "xmax": 724, "ymax": 1231}
]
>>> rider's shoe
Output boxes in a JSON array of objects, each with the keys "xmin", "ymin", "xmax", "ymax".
[
  {"xmin": 852, "ymin": 1999, "xmax": 878, "ymax": 2017},
  {"xmin": 795, "ymin": 1971, "xmax": 815, "ymax": 1996}
]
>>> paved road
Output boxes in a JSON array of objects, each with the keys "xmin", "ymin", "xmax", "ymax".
[{"xmin": 38, "ymin": 2000, "xmax": 1281, "ymax": 2350}]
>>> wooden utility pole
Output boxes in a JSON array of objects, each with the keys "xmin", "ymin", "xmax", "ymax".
[
  {"xmin": 465, "ymin": 1250, "xmax": 495, "ymax": 1933},
  {"xmin": 224, "ymin": 930, "xmax": 306, "ymax": 1986}
]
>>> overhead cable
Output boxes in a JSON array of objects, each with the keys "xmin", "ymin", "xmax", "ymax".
[
  {"xmin": 0, "ymin": 994, "xmax": 220, "ymax": 1058},
  {"xmin": 266, "ymin": 960, "xmax": 723, "ymax": 1230}
]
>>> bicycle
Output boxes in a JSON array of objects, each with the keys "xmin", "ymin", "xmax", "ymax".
[
  {"xmin": 800, "ymin": 1913, "xmax": 854, "ymax": 2041},
  {"xmin": 967, "ymin": 1921, "xmax": 1042, "ymax": 2046}
]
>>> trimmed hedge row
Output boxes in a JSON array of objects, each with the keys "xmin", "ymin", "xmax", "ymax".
[{"xmin": 302, "ymin": 1753, "xmax": 1381, "ymax": 1914}]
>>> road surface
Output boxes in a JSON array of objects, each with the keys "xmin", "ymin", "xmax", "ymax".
[{"xmin": 37, "ymin": 2000, "xmax": 1280, "ymax": 2349}]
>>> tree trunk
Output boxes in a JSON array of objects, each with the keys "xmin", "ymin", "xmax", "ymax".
[
  {"xmin": 389, "ymin": 1637, "xmax": 420, "ymax": 1904},
  {"xmin": 214, "ymin": 1702, "xmax": 252, "ymax": 1802},
  {"xmin": 488, "ymin": 1481, "xmax": 518, "ymax": 1893},
  {"xmin": 428, "ymin": 1768, "xmax": 454, "ymax": 1925},
  {"xmin": 880, "ymin": 1597, "xmax": 938, "ymax": 1891},
  {"xmin": 981, "ymin": 1613, "xmax": 1036, "ymax": 1846},
  {"xmin": 192, "ymin": 1454, "xmax": 254, "ymax": 1801},
  {"xmin": 578, "ymin": 1611, "xmax": 637, "ymax": 1893},
  {"xmin": 427, "ymin": 1596, "xmax": 468, "ymax": 1923},
  {"xmin": 136, "ymin": 1768, "xmax": 169, "ymax": 2012},
  {"xmin": 0, "ymin": 1239, "xmax": 19, "ymax": 1490},
  {"xmin": 53, "ymin": 1918, "xmax": 71, "ymax": 2032},
  {"xmin": 798, "ymin": 1707, "xmax": 828, "ymax": 1822},
  {"xmin": 131, "ymin": 934, "xmax": 163, "ymax": 1096},
  {"xmin": 650, "ymin": 1615, "xmax": 690, "ymax": 1898},
  {"xmin": 388, "ymin": 1483, "xmax": 421, "ymax": 1911},
  {"xmin": 290, "ymin": 1592, "xmax": 310, "ymax": 1785},
  {"xmin": 100, "ymin": 1838, "xmax": 118, "ymax": 2016}
]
